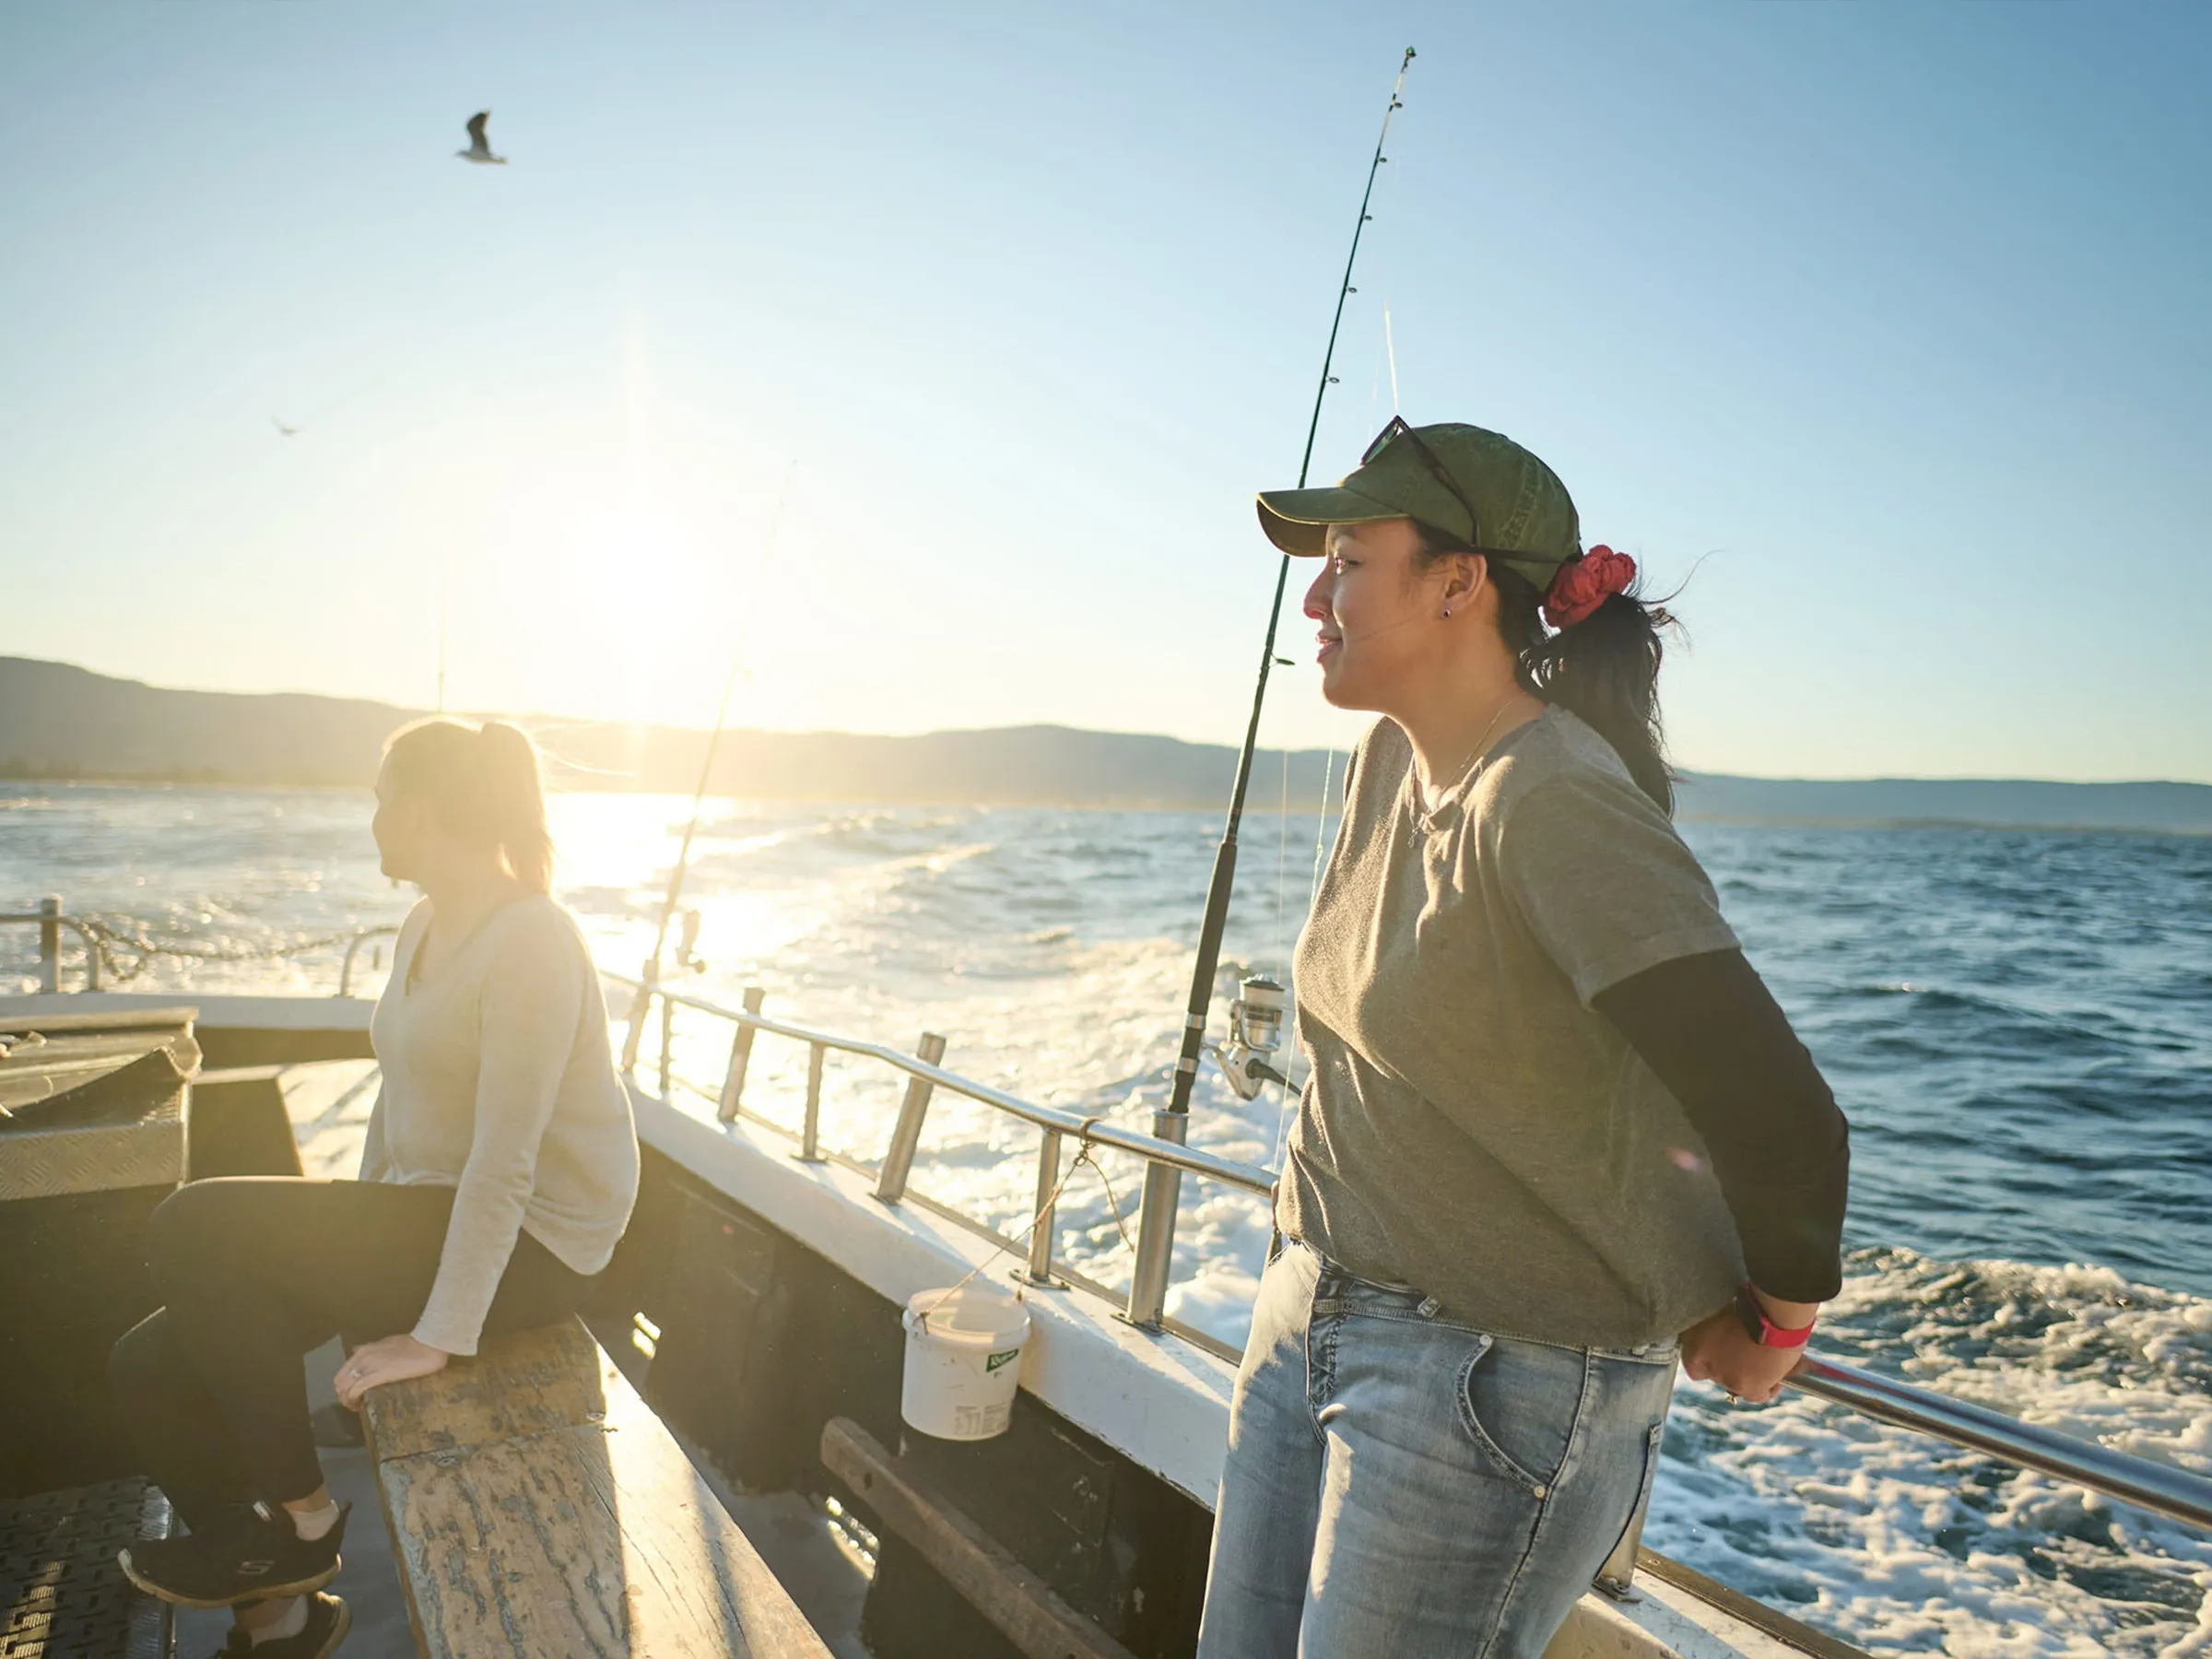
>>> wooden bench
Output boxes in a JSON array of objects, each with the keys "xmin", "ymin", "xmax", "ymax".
[{"xmin": 360, "ymin": 1317, "xmax": 833, "ymax": 1658}]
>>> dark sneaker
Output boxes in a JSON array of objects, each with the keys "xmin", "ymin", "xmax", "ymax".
[
  {"xmin": 120, "ymin": 1500, "xmax": 348, "ymax": 1608},
  {"xmin": 206, "ymin": 1593, "xmax": 351, "ymax": 1657}
]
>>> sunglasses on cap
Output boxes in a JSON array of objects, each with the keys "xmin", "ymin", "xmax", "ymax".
[
  {"xmin": 1359, "ymin": 418, "xmax": 1558, "ymax": 580},
  {"xmin": 1364, "ymin": 417, "xmax": 1483, "ymax": 541}
]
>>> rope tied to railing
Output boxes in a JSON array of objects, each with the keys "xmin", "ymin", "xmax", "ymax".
[{"xmin": 914, "ymin": 1112, "xmax": 1140, "ymax": 1331}]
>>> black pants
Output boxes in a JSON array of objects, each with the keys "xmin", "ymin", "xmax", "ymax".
[{"xmin": 109, "ymin": 1178, "xmax": 594, "ymax": 1531}]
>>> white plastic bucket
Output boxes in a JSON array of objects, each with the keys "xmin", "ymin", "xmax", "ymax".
[{"xmin": 900, "ymin": 1284, "xmax": 1030, "ymax": 1441}]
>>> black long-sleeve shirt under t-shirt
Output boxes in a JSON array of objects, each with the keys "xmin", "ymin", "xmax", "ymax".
[{"xmin": 1594, "ymin": 947, "xmax": 1850, "ymax": 1303}]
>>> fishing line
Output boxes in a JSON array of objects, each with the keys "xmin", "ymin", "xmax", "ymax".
[
  {"xmin": 1266, "ymin": 746, "xmax": 1335, "ymax": 1179},
  {"xmin": 1160, "ymin": 48, "xmax": 1418, "ymax": 1132},
  {"xmin": 1274, "ymin": 745, "xmax": 1289, "ymax": 984},
  {"xmin": 1325, "ymin": 609, "xmax": 1431, "ymax": 650},
  {"xmin": 1361, "ymin": 303, "xmax": 1398, "ymax": 453},
  {"xmin": 637, "ymin": 465, "xmax": 800, "ymax": 986},
  {"xmin": 1385, "ymin": 305, "xmax": 1402, "ymax": 415},
  {"xmin": 1367, "ymin": 314, "xmax": 1386, "ymax": 431}
]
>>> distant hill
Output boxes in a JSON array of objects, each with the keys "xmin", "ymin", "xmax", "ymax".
[
  {"xmin": 0, "ymin": 655, "xmax": 1323, "ymax": 806},
  {"xmin": 1675, "ymin": 773, "xmax": 2212, "ymax": 835},
  {"xmin": 3, "ymin": 656, "xmax": 2207, "ymax": 832}
]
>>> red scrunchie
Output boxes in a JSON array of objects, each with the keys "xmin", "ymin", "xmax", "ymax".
[{"xmin": 1542, "ymin": 545, "xmax": 1636, "ymax": 629}]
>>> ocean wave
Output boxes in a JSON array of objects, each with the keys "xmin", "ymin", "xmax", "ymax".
[{"xmin": 1653, "ymin": 1247, "xmax": 2212, "ymax": 1656}]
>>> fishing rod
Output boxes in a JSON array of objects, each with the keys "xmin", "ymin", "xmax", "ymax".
[
  {"xmin": 620, "ymin": 471, "xmax": 795, "ymax": 1071},
  {"xmin": 644, "ymin": 646, "xmax": 743, "ymax": 973},
  {"xmin": 1161, "ymin": 46, "xmax": 1416, "ymax": 1124}
]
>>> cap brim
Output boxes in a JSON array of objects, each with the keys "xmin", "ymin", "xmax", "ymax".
[{"xmin": 1254, "ymin": 486, "xmax": 1409, "ymax": 558}]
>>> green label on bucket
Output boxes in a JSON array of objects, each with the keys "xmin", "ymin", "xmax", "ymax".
[{"xmin": 985, "ymin": 1348, "xmax": 1020, "ymax": 1373}]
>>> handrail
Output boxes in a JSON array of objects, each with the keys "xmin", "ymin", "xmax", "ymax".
[
  {"xmin": 1788, "ymin": 1357, "xmax": 2212, "ymax": 1530},
  {"xmin": 601, "ymin": 971, "xmax": 1276, "ymax": 1198},
  {"xmin": 607, "ymin": 967, "xmax": 2212, "ymax": 1541}
]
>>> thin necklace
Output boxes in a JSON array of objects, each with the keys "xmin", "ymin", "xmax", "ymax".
[{"xmin": 1410, "ymin": 695, "xmax": 1535, "ymax": 836}]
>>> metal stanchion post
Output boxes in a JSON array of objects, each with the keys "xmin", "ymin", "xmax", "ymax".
[
  {"xmin": 38, "ymin": 896, "xmax": 61, "ymax": 995},
  {"xmin": 794, "ymin": 1041, "xmax": 827, "ymax": 1161},
  {"xmin": 874, "ymin": 1033, "xmax": 947, "ymax": 1203},
  {"xmin": 1016, "ymin": 1128, "xmax": 1065, "ymax": 1288},
  {"xmin": 716, "ymin": 987, "xmax": 766, "ymax": 1123},
  {"xmin": 1124, "ymin": 1111, "xmax": 1186, "ymax": 1328}
]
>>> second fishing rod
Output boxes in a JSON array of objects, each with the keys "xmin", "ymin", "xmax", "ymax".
[{"xmin": 1125, "ymin": 46, "xmax": 1417, "ymax": 1330}]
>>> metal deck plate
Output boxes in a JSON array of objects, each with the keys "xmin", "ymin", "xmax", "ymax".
[{"xmin": 0, "ymin": 1477, "xmax": 171, "ymax": 1658}]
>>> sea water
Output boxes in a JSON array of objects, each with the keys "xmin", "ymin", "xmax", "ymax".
[{"xmin": 4, "ymin": 781, "xmax": 2207, "ymax": 1656}]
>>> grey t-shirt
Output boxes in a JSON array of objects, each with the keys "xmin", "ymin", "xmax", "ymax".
[{"xmin": 1280, "ymin": 708, "xmax": 1746, "ymax": 1349}]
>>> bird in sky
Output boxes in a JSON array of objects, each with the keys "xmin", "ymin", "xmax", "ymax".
[
  {"xmin": 272, "ymin": 418, "xmax": 300, "ymax": 437},
  {"xmin": 458, "ymin": 112, "xmax": 507, "ymax": 166}
]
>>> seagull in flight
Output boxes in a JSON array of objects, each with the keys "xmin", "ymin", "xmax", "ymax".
[
  {"xmin": 458, "ymin": 112, "xmax": 507, "ymax": 166},
  {"xmin": 272, "ymin": 418, "xmax": 300, "ymax": 438}
]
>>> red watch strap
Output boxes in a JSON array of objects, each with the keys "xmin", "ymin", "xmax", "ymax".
[{"xmin": 1735, "ymin": 1283, "xmax": 1816, "ymax": 1348}]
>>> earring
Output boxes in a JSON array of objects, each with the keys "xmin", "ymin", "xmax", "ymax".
[{"xmin": 1441, "ymin": 606, "xmax": 1453, "ymax": 618}]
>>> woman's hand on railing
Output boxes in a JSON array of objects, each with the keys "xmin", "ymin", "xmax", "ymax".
[{"xmin": 1678, "ymin": 1305, "xmax": 1809, "ymax": 1405}]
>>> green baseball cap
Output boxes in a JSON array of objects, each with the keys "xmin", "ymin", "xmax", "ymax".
[{"xmin": 1255, "ymin": 420, "xmax": 1582, "ymax": 581}]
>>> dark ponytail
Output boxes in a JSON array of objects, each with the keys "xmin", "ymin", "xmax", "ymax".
[
  {"xmin": 382, "ymin": 717, "xmax": 555, "ymax": 892},
  {"xmin": 1414, "ymin": 523, "xmax": 1679, "ymax": 814}
]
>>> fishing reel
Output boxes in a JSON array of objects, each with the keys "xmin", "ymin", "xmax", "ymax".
[
  {"xmin": 676, "ymin": 908, "xmax": 704, "ymax": 973},
  {"xmin": 1211, "ymin": 976, "xmax": 1289, "ymax": 1100}
]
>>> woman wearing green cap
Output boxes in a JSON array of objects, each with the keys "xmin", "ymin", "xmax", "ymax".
[{"xmin": 1195, "ymin": 420, "xmax": 1851, "ymax": 1658}]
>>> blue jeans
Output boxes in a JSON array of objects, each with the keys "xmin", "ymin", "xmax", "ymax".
[{"xmin": 1196, "ymin": 1241, "xmax": 1677, "ymax": 1659}]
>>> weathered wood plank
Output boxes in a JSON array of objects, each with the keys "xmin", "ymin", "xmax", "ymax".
[
  {"xmin": 822, "ymin": 1416, "xmax": 1134, "ymax": 1659},
  {"xmin": 380, "ymin": 1421, "xmax": 826, "ymax": 1657},
  {"xmin": 361, "ymin": 1319, "xmax": 607, "ymax": 1464},
  {"xmin": 365, "ymin": 1318, "xmax": 831, "ymax": 1658}
]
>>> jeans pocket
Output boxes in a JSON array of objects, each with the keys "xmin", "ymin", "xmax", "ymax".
[{"xmin": 1453, "ymin": 1334, "xmax": 1582, "ymax": 1494}]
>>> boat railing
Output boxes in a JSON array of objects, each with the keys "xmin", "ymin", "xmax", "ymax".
[
  {"xmin": 603, "ymin": 968, "xmax": 1274, "ymax": 1340},
  {"xmin": 607, "ymin": 967, "xmax": 2212, "ymax": 1538},
  {"xmin": 1, "ymin": 899, "xmax": 400, "ymax": 997},
  {"xmin": 0, "ymin": 899, "xmax": 108, "ymax": 993}
]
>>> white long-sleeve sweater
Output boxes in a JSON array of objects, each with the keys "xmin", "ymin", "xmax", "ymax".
[{"xmin": 360, "ymin": 894, "xmax": 639, "ymax": 1356}]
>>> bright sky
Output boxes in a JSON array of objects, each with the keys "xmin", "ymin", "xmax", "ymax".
[{"xmin": 4, "ymin": 4, "xmax": 2207, "ymax": 782}]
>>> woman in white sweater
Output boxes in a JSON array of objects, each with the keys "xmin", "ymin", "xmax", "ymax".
[{"xmin": 112, "ymin": 718, "xmax": 640, "ymax": 1659}]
